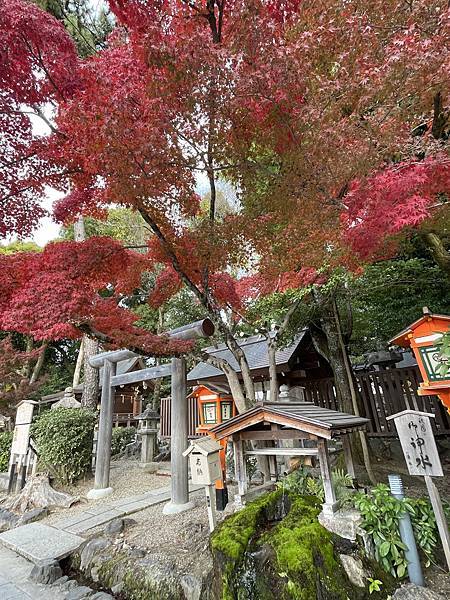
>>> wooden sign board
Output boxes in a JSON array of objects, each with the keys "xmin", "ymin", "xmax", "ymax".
[
  {"xmin": 387, "ymin": 410, "xmax": 443, "ymax": 477},
  {"xmin": 11, "ymin": 401, "xmax": 35, "ymax": 456}
]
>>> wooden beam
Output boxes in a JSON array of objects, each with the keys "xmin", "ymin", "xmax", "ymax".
[
  {"xmin": 111, "ymin": 364, "xmax": 171, "ymax": 387},
  {"xmin": 90, "ymin": 349, "xmax": 137, "ymax": 368},
  {"xmin": 246, "ymin": 448, "xmax": 319, "ymax": 456},
  {"xmin": 90, "ymin": 319, "xmax": 215, "ymax": 368},
  {"xmin": 238, "ymin": 430, "xmax": 314, "ymax": 441}
]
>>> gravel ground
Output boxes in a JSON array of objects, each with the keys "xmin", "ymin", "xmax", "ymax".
[
  {"xmin": 97, "ymin": 486, "xmax": 238, "ymax": 575},
  {"xmin": 41, "ymin": 459, "xmax": 172, "ymax": 526}
]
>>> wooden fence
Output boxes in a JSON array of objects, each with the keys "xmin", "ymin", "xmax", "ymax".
[
  {"xmin": 160, "ymin": 396, "xmax": 203, "ymax": 438},
  {"xmin": 304, "ymin": 367, "xmax": 450, "ymax": 437},
  {"xmin": 159, "ymin": 367, "xmax": 450, "ymax": 439}
]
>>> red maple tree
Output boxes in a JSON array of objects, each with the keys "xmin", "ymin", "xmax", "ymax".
[{"xmin": 0, "ymin": 0, "xmax": 449, "ymax": 389}]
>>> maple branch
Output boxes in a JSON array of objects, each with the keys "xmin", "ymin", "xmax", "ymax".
[{"xmin": 20, "ymin": 34, "xmax": 66, "ymax": 102}]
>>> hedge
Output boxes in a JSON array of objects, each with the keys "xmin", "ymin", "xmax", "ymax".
[
  {"xmin": 32, "ymin": 408, "xmax": 96, "ymax": 485},
  {"xmin": 111, "ymin": 426, "xmax": 136, "ymax": 456},
  {"xmin": 0, "ymin": 431, "xmax": 13, "ymax": 472}
]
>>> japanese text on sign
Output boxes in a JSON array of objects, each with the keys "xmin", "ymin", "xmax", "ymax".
[{"xmin": 392, "ymin": 412, "xmax": 443, "ymax": 477}]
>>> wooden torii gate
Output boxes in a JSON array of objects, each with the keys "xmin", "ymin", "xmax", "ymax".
[{"xmin": 86, "ymin": 319, "xmax": 215, "ymax": 515}]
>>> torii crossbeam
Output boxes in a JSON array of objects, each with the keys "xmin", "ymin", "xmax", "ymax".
[{"xmin": 86, "ymin": 319, "xmax": 214, "ymax": 515}]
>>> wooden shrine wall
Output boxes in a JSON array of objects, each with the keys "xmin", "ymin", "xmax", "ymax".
[{"xmin": 303, "ymin": 366, "xmax": 450, "ymax": 437}]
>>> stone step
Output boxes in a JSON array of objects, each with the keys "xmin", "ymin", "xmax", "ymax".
[{"xmin": 0, "ymin": 523, "xmax": 84, "ymax": 564}]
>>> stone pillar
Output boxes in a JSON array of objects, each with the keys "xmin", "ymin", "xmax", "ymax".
[
  {"xmin": 87, "ymin": 359, "xmax": 116, "ymax": 499},
  {"xmin": 163, "ymin": 357, "xmax": 194, "ymax": 514},
  {"xmin": 139, "ymin": 426, "xmax": 159, "ymax": 473}
]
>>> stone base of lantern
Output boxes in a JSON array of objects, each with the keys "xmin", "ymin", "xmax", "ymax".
[{"xmin": 138, "ymin": 461, "xmax": 159, "ymax": 473}]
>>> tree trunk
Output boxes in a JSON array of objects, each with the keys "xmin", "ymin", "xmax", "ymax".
[
  {"xmin": 422, "ymin": 232, "xmax": 450, "ymax": 276},
  {"xmin": 74, "ymin": 215, "xmax": 100, "ymax": 409},
  {"xmin": 29, "ymin": 343, "xmax": 47, "ymax": 385},
  {"xmin": 152, "ymin": 307, "xmax": 165, "ymax": 411},
  {"xmin": 268, "ymin": 339, "xmax": 279, "ymax": 402},
  {"xmin": 310, "ymin": 318, "xmax": 353, "ymax": 415},
  {"xmin": 72, "ymin": 338, "xmax": 84, "ymax": 388},
  {"xmin": 310, "ymin": 294, "xmax": 375, "ymax": 483},
  {"xmin": 81, "ymin": 337, "xmax": 100, "ymax": 409},
  {"xmin": 331, "ymin": 298, "xmax": 375, "ymax": 484},
  {"xmin": 5, "ymin": 475, "xmax": 76, "ymax": 513}
]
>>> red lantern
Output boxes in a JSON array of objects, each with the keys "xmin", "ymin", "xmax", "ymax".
[{"xmin": 390, "ymin": 308, "xmax": 450, "ymax": 412}]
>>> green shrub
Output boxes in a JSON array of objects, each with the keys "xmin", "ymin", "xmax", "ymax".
[
  {"xmin": 277, "ymin": 466, "xmax": 354, "ymax": 505},
  {"xmin": 354, "ymin": 484, "xmax": 443, "ymax": 577},
  {"xmin": 32, "ymin": 408, "xmax": 96, "ymax": 485},
  {"xmin": 111, "ymin": 426, "xmax": 136, "ymax": 456},
  {"xmin": 0, "ymin": 431, "xmax": 13, "ymax": 472}
]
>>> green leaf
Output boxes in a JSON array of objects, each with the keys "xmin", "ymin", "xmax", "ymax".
[
  {"xmin": 379, "ymin": 541, "xmax": 391, "ymax": 557},
  {"xmin": 397, "ymin": 563, "xmax": 406, "ymax": 578}
]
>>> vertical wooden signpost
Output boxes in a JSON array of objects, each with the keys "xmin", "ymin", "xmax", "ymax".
[
  {"xmin": 183, "ymin": 437, "xmax": 223, "ymax": 531},
  {"xmin": 387, "ymin": 410, "xmax": 450, "ymax": 571}
]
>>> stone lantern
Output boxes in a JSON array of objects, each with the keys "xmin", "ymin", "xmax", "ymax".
[
  {"xmin": 51, "ymin": 387, "xmax": 81, "ymax": 410},
  {"xmin": 136, "ymin": 406, "xmax": 160, "ymax": 473}
]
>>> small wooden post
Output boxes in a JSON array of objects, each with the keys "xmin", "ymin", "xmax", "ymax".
[
  {"xmin": 424, "ymin": 475, "xmax": 450, "ymax": 571},
  {"xmin": 233, "ymin": 436, "xmax": 247, "ymax": 505},
  {"xmin": 317, "ymin": 439, "xmax": 338, "ymax": 516},
  {"xmin": 342, "ymin": 435, "xmax": 356, "ymax": 479},
  {"xmin": 205, "ymin": 484, "xmax": 217, "ymax": 532}
]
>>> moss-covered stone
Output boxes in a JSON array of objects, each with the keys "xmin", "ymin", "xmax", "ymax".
[
  {"xmin": 69, "ymin": 545, "xmax": 185, "ymax": 600},
  {"xmin": 210, "ymin": 491, "xmax": 395, "ymax": 600}
]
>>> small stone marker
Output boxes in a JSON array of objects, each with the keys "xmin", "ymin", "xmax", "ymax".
[
  {"xmin": 387, "ymin": 410, "xmax": 450, "ymax": 571},
  {"xmin": 9, "ymin": 400, "xmax": 38, "ymax": 493},
  {"xmin": 0, "ymin": 522, "xmax": 84, "ymax": 563}
]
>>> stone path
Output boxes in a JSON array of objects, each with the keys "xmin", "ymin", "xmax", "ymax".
[
  {"xmin": 0, "ymin": 482, "xmax": 203, "ymax": 598},
  {"xmin": 0, "ymin": 545, "xmax": 62, "ymax": 599},
  {"xmin": 0, "ymin": 522, "xmax": 85, "ymax": 563},
  {"xmin": 50, "ymin": 482, "xmax": 203, "ymax": 534}
]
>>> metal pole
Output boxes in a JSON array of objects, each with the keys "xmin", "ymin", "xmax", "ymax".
[
  {"xmin": 388, "ymin": 474, "xmax": 424, "ymax": 587},
  {"xmin": 163, "ymin": 357, "xmax": 194, "ymax": 514},
  {"xmin": 87, "ymin": 359, "xmax": 116, "ymax": 499}
]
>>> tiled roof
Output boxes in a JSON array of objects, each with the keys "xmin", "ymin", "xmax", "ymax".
[
  {"xmin": 210, "ymin": 401, "xmax": 369, "ymax": 439},
  {"xmin": 187, "ymin": 331, "xmax": 307, "ymax": 382}
]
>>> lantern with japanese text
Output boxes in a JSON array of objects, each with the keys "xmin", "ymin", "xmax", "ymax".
[
  {"xmin": 390, "ymin": 308, "xmax": 450, "ymax": 412},
  {"xmin": 189, "ymin": 384, "xmax": 236, "ymax": 510}
]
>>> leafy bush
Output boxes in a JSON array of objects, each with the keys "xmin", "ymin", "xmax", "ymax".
[
  {"xmin": 277, "ymin": 467, "xmax": 354, "ymax": 505},
  {"xmin": 0, "ymin": 431, "xmax": 13, "ymax": 472},
  {"xmin": 355, "ymin": 484, "xmax": 442, "ymax": 577},
  {"xmin": 354, "ymin": 484, "xmax": 408, "ymax": 578},
  {"xmin": 111, "ymin": 426, "xmax": 136, "ymax": 456},
  {"xmin": 32, "ymin": 408, "xmax": 96, "ymax": 485}
]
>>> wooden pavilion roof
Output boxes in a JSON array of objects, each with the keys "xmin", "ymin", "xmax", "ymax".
[{"xmin": 209, "ymin": 402, "xmax": 369, "ymax": 440}]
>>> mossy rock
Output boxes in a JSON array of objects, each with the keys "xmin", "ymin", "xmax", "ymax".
[
  {"xmin": 70, "ymin": 547, "xmax": 185, "ymax": 600},
  {"xmin": 210, "ymin": 491, "xmax": 395, "ymax": 600}
]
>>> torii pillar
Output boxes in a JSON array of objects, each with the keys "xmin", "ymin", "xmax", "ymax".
[{"xmin": 86, "ymin": 319, "xmax": 215, "ymax": 505}]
